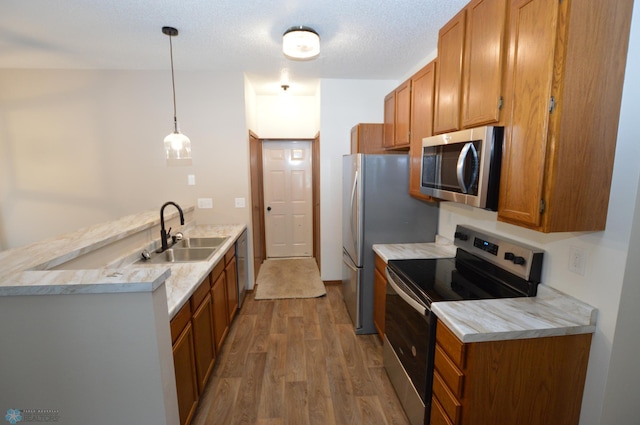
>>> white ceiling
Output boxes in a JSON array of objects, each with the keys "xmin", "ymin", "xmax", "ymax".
[{"xmin": 1, "ymin": 0, "xmax": 468, "ymax": 94}]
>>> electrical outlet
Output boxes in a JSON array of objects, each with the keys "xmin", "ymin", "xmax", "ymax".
[
  {"xmin": 568, "ymin": 246, "xmax": 587, "ymax": 276},
  {"xmin": 197, "ymin": 198, "xmax": 213, "ymax": 209},
  {"xmin": 234, "ymin": 197, "xmax": 246, "ymax": 208}
]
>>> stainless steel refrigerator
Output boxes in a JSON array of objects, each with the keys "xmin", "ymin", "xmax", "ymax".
[{"xmin": 342, "ymin": 154, "xmax": 439, "ymax": 334}]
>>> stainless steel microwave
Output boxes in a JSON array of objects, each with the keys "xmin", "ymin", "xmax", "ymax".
[{"xmin": 420, "ymin": 126, "xmax": 503, "ymax": 211}]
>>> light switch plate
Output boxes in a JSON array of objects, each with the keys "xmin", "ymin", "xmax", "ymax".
[
  {"xmin": 197, "ymin": 198, "xmax": 213, "ymax": 209},
  {"xmin": 234, "ymin": 197, "xmax": 246, "ymax": 208},
  {"xmin": 568, "ymin": 245, "xmax": 587, "ymax": 276},
  {"xmin": 187, "ymin": 174, "xmax": 196, "ymax": 185}
]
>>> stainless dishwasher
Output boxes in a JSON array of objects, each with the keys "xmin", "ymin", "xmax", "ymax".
[{"xmin": 236, "ymin": 230, "xmax": 248, "ymax": 308}]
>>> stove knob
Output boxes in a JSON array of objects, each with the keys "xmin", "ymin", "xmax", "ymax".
[
  {"xmin": 454, "ymin": 231, "xmax": 468, "ymax": 241},
  {"xmin": 504, "ymin": 252, "xmax": 515, "ymax": 261},
  {"xmin": 513, "ymin": 256, "xmax": 526, "ymax": 265}
]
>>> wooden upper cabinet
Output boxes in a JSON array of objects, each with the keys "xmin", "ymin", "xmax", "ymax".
[
  {"xmin": 394, "ymin": 79, "xmax": 411, "ymax": 148},
  {"xmin": 461, "ymin": 0, "xmax": 508, "ymax": 128},
  {"xmin": 383, "ymin": 81, "xmax": 411, "ymax": 150},
  {"xmin": 351, "ymin": 123, "xmax": 385, "ymax": 154},
  {"xmin": 434, "ymin": 8, "xmax": 466, "ymax": 134},
  {"xmin": 498, "ymin": 0, "xmax": 633, "ymax": 232},
  {"xmin": 383, "ymin": 91, "xmax": 395, "ymax": 149},
  {"xmin": 409, "ymin": 61, "xmax": 437, "ymax": 201}
]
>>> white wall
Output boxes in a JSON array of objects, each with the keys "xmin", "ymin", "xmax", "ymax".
[
  {"xmin": 254, "ymin": 94, "xmax": 319, "ymax": 139},
  {"xmin": 436, "ymin": 3, "xmax": 640, "ymax": 422},
  {"xmin": 0, "ymin": 69, "xmax": 251, "ymax": 250},
  {"xmin": 319, "ymin": 79, "xmax": 399, "ymax": 280}
]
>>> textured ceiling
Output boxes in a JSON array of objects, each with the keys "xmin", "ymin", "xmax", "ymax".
[{"xmin": 1, "ymin": 0, "xmax": 468, "ymax": 93}]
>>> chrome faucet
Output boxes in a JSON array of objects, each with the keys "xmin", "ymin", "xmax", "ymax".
[{"xmin": 158, "ymin": 201, "xmax": 185, "ymax": 252}]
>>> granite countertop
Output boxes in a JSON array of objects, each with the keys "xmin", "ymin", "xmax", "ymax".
[
  {"xmin": 372, "ymin": 235, "xmax": 457, "ymax": 262},
  {"xmin": 132, "ymin": 224, "xmax": 246, "ymax": 319},
  {"xmin": 432, "ymin": 285, "xmax": 597, "ymax": 343},
  {"xmin": 0, "ymin": 207, "xmax": 246, "ymax": 319},
  {"xmin": 372, "ymin": 237, "xmax": 597, "ymax": 344}
]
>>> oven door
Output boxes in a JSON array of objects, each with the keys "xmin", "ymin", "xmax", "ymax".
[{"xmin": 384, "ymin": 268, "xmax": 437, "ymax": 425}]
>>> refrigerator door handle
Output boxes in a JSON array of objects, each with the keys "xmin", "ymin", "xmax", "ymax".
[
  {"xmin": 343, "ymin": 253, "xmax": 358, "ymax": 272},
  {"xmin": 350, "ymin": 170, "xmax": 358, "ymax": 254}
]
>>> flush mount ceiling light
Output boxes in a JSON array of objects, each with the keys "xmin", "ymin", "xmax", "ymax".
[
  {"xmin": 282, "ymin": 26, "xmax": 320, "ymax": 60},
  {"xmin": 162, "ymin": 26, "xmax": 192, "ymax": 166}
]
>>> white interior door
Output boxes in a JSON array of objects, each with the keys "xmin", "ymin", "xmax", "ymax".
[{"xmin": 263, "ymin": 141, "xmax": 313, "ymax": 258}]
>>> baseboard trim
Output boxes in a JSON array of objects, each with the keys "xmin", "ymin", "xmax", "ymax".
[{"xmin": 323, "ymin": 280, "xmax": 341, "ymax": 285}]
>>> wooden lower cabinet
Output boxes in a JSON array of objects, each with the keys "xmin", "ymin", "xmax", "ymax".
[
  {"xmin": 373, "ymin": 254, "xmax": 386, "ymax": 339},
  {"xmin": 172, "ymin": 321, "xmax": 198, "ymax": 425},
  {"xmin": 169, "ymin": 249, "xmax": 241, "ymax": 425},
  {"xmin": 225, "ymin": 246, "xmax": 238, "ymax": 323},
  {"xmin": 191, "ymin": 292, "xmax": 216, "ymax": 393},
  {"xmin": 211, "ymin": 265, "xmax": 229, "ymax": 351},
  {"xmin": 432, "ymin": 321, "xmax": 592, "ymax": 425}
]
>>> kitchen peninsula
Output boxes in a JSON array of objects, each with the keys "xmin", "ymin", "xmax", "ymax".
[{"xmin": 0, "ymin": 206, "xmax": 246, "ymax": 425}]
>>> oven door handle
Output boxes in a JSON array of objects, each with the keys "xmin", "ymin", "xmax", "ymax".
[{"xmin": 385, "ymin": 269, "xmax": 427, "ymax": 316}]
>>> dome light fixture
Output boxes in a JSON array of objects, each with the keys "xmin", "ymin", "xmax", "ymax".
[
  {"xmin": 282, "ymin": 26, "xmax": 320, "ymax": 60},
  {"xmin": 162, "ymin": 26, "xmax": 192, "ymax": 166}
]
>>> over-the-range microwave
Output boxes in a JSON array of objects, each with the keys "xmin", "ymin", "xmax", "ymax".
[{"xmin": 420, "ymin": 126, "xmax": 503, "ymax": 211}]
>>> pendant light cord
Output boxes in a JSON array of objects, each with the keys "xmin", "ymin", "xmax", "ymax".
[{"xmin": 169, "ymin": 34, "xmax": 178, "ymax": 133}]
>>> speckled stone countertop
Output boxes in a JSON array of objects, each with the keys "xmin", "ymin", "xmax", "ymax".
[
  {"xmin": 133, "ymin": 224, "xmax": 246, "ymax": 319},
  {"xmin": 372, "ymin": 235, "xmax": 457, "ymax": 262},
  {"xmin": 432, "ymin": 285, "xmax": 597, "ymax": 343},
  {"xmin": 0, "ymin": 207, "xmax": 246, "ymax": 319},
  {"xmin": 372, "ymin": 236, "xmax": 596, "ymax": 343}
]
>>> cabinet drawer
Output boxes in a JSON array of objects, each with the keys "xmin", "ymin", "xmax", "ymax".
[
  {"xmin": 430, "ymin": 396, "xmax": 455, "ymax": 425},
  {"xmin": 375, "ymin": 254, "xmax": 386, "ymax": 274},
  {"xmin": 211, "ymin": 260, "xmax": 225, "ymax": 282},
  {"xmin": 434, "ymin": 344, "xmax": 464, "ymax": 397},
  {"xmin": 225, "ymin": 245, "xmax": 236, "ymax": 264},
  {"xmin": 170, "ymin": 302, "xmax": 192, "ymax": 344},
  {"xmin": 436, "ymin": 322, "xmax": 466, "ymax": 368},
  {"xmin": 191, "ymin": 276, "xmax": 211, "ymax": 310},
  {"xmin": 432, "ymin": 371, "xmax": 462, "ymax": 424}
]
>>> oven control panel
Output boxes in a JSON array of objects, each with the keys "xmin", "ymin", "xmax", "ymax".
[{"xmin": 453, "ymin": 225, "xmax": 544, "ymax": 282}]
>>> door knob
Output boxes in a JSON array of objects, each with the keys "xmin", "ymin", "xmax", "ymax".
[{"xmin": 267, "ymin": 206, "xmax": 272, "ymax": 211}]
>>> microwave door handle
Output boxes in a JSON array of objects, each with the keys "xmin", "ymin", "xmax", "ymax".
[
  {"xmin": 457, "ymin": 142, "xmax": 472, "ymax": 193},
  {"xmin": 456, "ymin": 142, "xmax": 480, "ymax": 194}
]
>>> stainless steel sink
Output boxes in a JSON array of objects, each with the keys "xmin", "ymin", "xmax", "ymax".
[
  {"xmin": 140, "ymin": 247, "xmax": 217, "ymax": 264},
  {"xmin": 175, "ymin": 237, "xmax": 228, "ymax": 248}
]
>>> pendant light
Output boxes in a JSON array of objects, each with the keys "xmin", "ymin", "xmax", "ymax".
[{"xmin": 162, "ymin": 26, "xmax": 192, "ymax": 166}]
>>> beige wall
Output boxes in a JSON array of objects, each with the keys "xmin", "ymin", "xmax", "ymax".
[{"xmin": 0, "ymin": 69, "xmax": 251, "ymax": 250}]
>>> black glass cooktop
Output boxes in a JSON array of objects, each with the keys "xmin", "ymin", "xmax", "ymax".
[{"xmin": 387, "ymin": 252, "xmax": 530, "ymax": 308}]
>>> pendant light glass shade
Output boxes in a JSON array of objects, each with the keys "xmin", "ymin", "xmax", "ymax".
[
  {"xmin": 162, "ymin": 26, "xmax": 192, "ymax": 166},
  {"xmin": 283, "ymin": 26, "xmax": 320, "ymax": 60}
]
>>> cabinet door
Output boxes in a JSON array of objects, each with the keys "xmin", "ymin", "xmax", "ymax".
[
  {"xmin": 462, "ymin": 0, "xmax": 508, "ymax": 127},
  {"xmin": 394, "ymin": 80, "xmax": 411, "ymax": 148},
  {"xmin": 383, "ymin": 91, "xmax": 395, "ymax": 148},
  {"xmin": 225, "ymin": 255, "xmax": 238, "ymax": 323},
  {"xmin": 373, "ymin": 266, "xmax": 386, "ymax": 338},
  {"xmin": 211, "ymin": 272, "xmax": 229, "ymax": 351},
  {"xmin": 409, "ymin": 61, "xmax": 436, "ymax": 201},
  {"xmin": 498, "ymin": 0, "xmax": 559, "ymax": 228},
  {"xmin": 434, "ymin": 8, "xmax": 466, "ymax": 134},
  {"xmin": 191, "ymin": 293, "xmax": 216, "ymax": 394},
  {"xmin": 350, "ymin": 125, "xmax": 359, "ymax": 154},
  {"xmin": 173, "ymin": 323, "xmax": 198, "ymax": 425}
]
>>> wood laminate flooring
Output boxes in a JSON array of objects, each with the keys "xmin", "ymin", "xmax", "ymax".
[{"xmin": 191, "ymin": 284, "xmax": 410, "ymax": 425}]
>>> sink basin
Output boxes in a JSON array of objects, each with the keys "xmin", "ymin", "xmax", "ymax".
[
  {"xmin": 175, "ymin": 237, "xmax": 228, "ymax": 248},
  {"xmin": 140, "ymin": 247, "xmax": 217, "ymax": 264}
]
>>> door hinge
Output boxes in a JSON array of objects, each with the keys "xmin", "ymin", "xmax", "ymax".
[
  {"xmin": 498, "ymin": 96, "xmax": 503, "ymax": 110},
  {"xmin": 540, "ymin": 199, "xmax": 546, "ymax": 214},
  {"xmin": 549, "ymin": 96, "xmax": 556, "ymax": 114}
]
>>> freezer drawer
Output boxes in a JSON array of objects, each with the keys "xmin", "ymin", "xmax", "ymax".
[{"xmin": 342, "ymin": 250, "xmax": 361, "ymax": 330}]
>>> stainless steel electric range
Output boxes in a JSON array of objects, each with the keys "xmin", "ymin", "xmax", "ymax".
[{"xmin": 383, "ymin": 225, "xmax": 544, "ymax": 425}]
